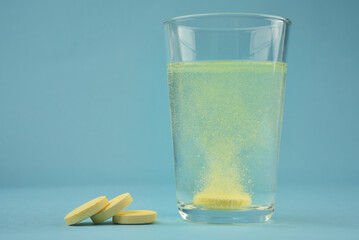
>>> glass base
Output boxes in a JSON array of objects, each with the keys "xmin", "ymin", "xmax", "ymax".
[{"xmin": 178, "ymin": 203, "xmax": 274, "ymax": 224}]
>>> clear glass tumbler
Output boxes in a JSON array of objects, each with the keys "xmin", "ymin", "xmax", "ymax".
[{"xmin": 164, "ymin": 13, "xmax": 291, "ymax": 224}]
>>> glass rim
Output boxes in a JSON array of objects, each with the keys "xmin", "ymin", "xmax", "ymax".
[{"xmin": 164, "ymin": 12, "xmax": 291, "ymax": 25}]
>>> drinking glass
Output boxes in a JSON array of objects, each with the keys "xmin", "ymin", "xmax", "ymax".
[{"xmin": 164, "ymin": 13, "xmax": 291, "ymax": 224}]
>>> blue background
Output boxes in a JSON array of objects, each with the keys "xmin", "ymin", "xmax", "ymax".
[{"xmin": 0, "ymin": 0, "xmax": 358, "ymax": 239}]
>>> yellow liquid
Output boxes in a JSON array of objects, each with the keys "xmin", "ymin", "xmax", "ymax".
[{"xmin": 168, "ymin": 61, "xmax": 286, "ymax": 209}]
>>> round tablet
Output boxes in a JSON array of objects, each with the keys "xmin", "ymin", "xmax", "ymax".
[
  {"xmin": 113, "ymin": 210, "xmax": 157, "ymax": 224},
  {"xmin": 193, "ymin": 192, "xmax": 252, "ymax": 209},
  {"xmin": 91, "ymin": 193, "xmax": 133, "ymax": 224},
  {"xmin": 64, "ymin": 196, "xmax": 109, "ymax": 226}
]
